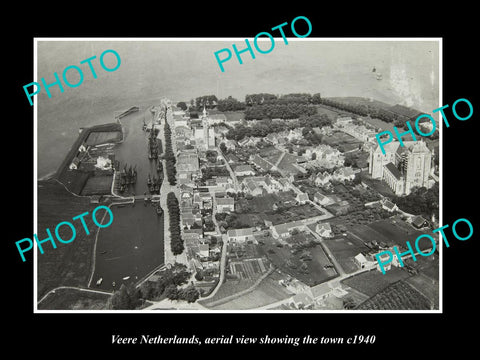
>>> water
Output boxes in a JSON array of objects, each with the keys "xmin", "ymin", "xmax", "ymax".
[
  {"xmin": 92, "ymin": 202, "xmax": 164, "ymax": 291},
  {"xmin": 37, "ymin": 40, "xmax": 439, "ymax": 179}
]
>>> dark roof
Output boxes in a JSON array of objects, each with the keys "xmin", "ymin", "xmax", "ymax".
[
  {"xmin": 412, "ymin": 215, "xmax": 427, "ymax": 228},
  {"xmin": 384, "ymin": 162, "xmax": 403, "ymax": 180}
]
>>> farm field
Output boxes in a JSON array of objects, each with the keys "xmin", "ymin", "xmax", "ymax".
[
  {"xmin": 355, "ymin": 280, "xmax": 431, "ymax": 310},
  {"xmin": 341, "ymin": 267, "xmax": 411, "ymax": 297},
  {"xmin": 347, "ymin": 219, "xmax": 429, "ymax": 250},
  {"xmin": 199, "ymin": 277, "xmax": 257, "ymax": 306},
  {"xmin": 209, "ymin": 272, "xmax": 293, "ymax": 310}
]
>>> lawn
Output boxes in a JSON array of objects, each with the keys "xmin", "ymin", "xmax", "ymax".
[
  {"xmin": 81, "ymin": 175, "xmax": 113, "ymax": 195},
  {"xmin": 323, "ymin": 235, "xmax": 370, "ymax": 274},
  {"xmin": 37, "ymin": 180, "xmax": 101, "ymax": 300},
  {"xmin": 85, "ymin": 131, "xmax": 123, "ymax": 147},
  {"xmin": 341, "ymin": 267, "xmax": 411, "ymax": 297}
]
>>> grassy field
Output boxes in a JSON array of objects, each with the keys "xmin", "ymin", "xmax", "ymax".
[
  {"xmin": 222, "ymin": 111, "xmax": 245, "ymax": 123},
  {"xmin": 209, "ymin": 272, "xmax": 293, "ymax": 310},
  {"xmin": 323, "ymin": 235, "xmax": 370, "ymax": 274},
  {"xmin": 37, "ymin": 179, "xmax": 101, "ymax": 300},
  {"xmin": 85, "ymin": 131, "xmax": 123, "ymax": 146},
  {"xmin": 258, "ymin": 147, "xmax": 283, "ymax": 164},
  {"xmin": 199, "ymin": 277, "xmax": 257, "ymax": 306},
  {"xmin": 38, "ymin": 288, "xmax": 111, "ymax": 310},
  {"xmin": 80, "ymin": 175, "xmax": 113, "ymax": 195},
  {"xmin": 322, "ymin": 131, "xmax": 363, "ymax": 152},
  {"xmin": 342, "ymin": 267, "xmax": 411, "ymax": 297},
  {"xmin": 257, "ymin": 239, "xmax": 336, "ymax": 286},
  {"xmin": 355, "ymin": 280, "xmax": 431, "ymax": 310}
]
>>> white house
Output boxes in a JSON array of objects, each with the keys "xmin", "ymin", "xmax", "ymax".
[
  {"xmin": 315, "ymin": 223, "xmax": 333, "ymax": 238},
  {"xmin": 354, "ymin": 253, "xmax": 369, "ymax": 269},
  {"xmin": 227, "ymin": 228, "xmax": 254, "ymax": 243},
  {"xmin": 234, "ymin": 164, "xmax": 256, "ymax": 177}
]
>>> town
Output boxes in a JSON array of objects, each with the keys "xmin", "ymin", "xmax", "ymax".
[{"xmin": 37, "ymin": 92, "xmax": 440, "ymax": 311}]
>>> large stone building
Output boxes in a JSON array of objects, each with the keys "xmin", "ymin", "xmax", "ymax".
[
  {"xmin": 193, "ymin": 106, "xmax": 215, "ymax": 150},
  {"xmin": 368, "ymin": 140, "xmax": 432, "ymax": 195}
]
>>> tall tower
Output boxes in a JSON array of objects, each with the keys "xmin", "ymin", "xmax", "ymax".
[{"xmin": 404, "ymin": 141, "xmax": 431, "ymax": 194}]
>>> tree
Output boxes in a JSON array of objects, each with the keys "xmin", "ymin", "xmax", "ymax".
[
  {"xmin": 195, "ymin": 270, "xmax": 204, "ymax": 281},
  {"xmin": 111, "ymin": 283, "xmax": 140, "ymax": 310},
  {"xmin": 311, "ymin": 152, "xmax": 317, "ymax": 160},
  {"xmin": 219, "ymin": 142, "xmax": 227, "ymax": 154},
  {"xmin": 164, "ymin": 284, "xmax": 179, "ymax": 300},
  {"xmin": 179, "ymin": 286, "xmax": 200, "ymax": 303},
  {"xmin": 176, "ymin": 101, "xmax": 187, "ymax": 111}
]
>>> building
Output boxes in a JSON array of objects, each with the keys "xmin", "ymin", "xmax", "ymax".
[
  {"xmin": 296, "ymin": 193, "xmax": 309, "ymax": 204},
  {"xmin": 369, "ymin": 140, "xmax": 432, "ymax": 195},
  {"xmin": 216, "ymin": 196, "xmax": 235, "ymax": 213},
  {"xmin": 313, "ymin": 192, "xmax": 334, "ymax": 206},
  {"xmin": 315, "ymin": 222, "xmax": 333, "ymax": 238},
  {"xmin": 290, "ymin": 292, "xmax": 314, "ymax": 309},
  {"xmin": 411, "ymin": 215, "xmax": 428, "ymax": 229},
  {"xmin": 382, "ymin": 199, "xmax": 398, "ymax": 212},
  {"xmin": 314, "ymin": 172, "xmax": 332, "ymax": 187},
  {"xmin": 227, "ymin": 228, "xmax": 254, "ymax": 243},
  {"xmin": 234, "ymin": 164, "xmax": 256, "ymax": 177},
  {"xmin": 354, "ymin": 253, "xmax": 369, "ymax": 269},
  {"xmin": 271, "ymin": 221, "xmax": 305, "ymax": 239},
  {"xmin": 333, "ymin": 166, "xmax": 356, "ymax": 182}
]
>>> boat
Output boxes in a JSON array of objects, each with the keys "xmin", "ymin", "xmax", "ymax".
[
  {"xmin": 112, "ymin": 281, "xmax": 116, "ymax": 287},
  {"xmin": 122, "ymin": 276, "xmax": 130, "ymax": 281},
  {"xmin": 100, "ymin": 251, "xmax": 107, "ymax": 254},
  {"xmin": 96, "ymin": 278, "xmax": 103, "ymax": 286},
  {"xmin": 156, "ymin": 205, "xmax": 163, "ymax": 215},
  {"xmin": 376, "ymin": 73, "xmax": 383, "ymax": 80}
]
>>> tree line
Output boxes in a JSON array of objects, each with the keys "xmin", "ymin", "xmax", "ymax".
[
  {"xmin": 110, "ymin": 264, "xmax": 198, "ymax": 309},
  {"xmin": 167, "ymin": 192, "xmax": 184, "ymax": 255},
  {"xmin": 225, "ymin": 114, "xmax": 332, "ymax": 141},
  {"xmin": 164, "ymin": 114, "xmax": 177, "ymax": 186}
]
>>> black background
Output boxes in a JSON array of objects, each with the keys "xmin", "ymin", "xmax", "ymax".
[{"xmin": 5, "ymin": 3, "xmax": 478, "ymax": 355}]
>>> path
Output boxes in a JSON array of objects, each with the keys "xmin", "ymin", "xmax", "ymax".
[
  {"xmin": 305, "ymin": 226, "xmax": 346, "ymax": 276},
  {"xmin": 202, "ymin": 266, "xmax": 275, "ymax": 308},
  {"xmin": 38, "ymin": 286, "xmax": 112, "ymax": 305}
]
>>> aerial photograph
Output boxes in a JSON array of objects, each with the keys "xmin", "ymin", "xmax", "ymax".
[{"xmin": 35, "ymin": 39, "xmax": 440, "ymax": 311}]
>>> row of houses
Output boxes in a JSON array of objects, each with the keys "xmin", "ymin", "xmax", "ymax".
[
  {"xmin": 312, "ymin": 166, "xmax": 357, "ymax": 187},
  {"xmin": 279, "ymin": 276, "xmax": 349, "ymax": 309}
]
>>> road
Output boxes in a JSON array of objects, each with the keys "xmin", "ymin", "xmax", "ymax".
[
  {"xmin": 159, "ymin": 103, "xmax": 187, "ymax": 266},
  {"xmin": 38, "ymin": 286, "xmax": 112, "ymax": 306},
  {"xmin": 305, "ymin": 226, "xmax": 346, "ymax": 276}
]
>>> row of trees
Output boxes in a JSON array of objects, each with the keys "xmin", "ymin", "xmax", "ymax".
[
  {"xmin": 167, "ymin": 192, "xmax": 184, "ymax": 255},
  {"xmin": 392, "ymin": 184, "xmax": 439, "ymax": 218},
  {"xmin": 245, "ymin": 93, "xmax": 322, "ymax": 106},
  {"xmin": 192, "ymin": 95, "xmax": 218, "ymax": 111},
  {"xmin": 244, "ymin": 103, "xmax": 317, "ymax": 120},
  {"xmin": 164, "ymin": 116, "xmax": 177, "ymax": 185},
  {"xmin": 225, "ymin": 114, "xmax": 332, "ymax": 142},
  {"xmin": 217, "ymin": 96, "xmax": 246, "ymax": 112}
]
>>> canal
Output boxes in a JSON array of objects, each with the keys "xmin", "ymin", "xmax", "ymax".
[{"xmin": 91, "ymin": 107, "xmax": 165, "ymax": 291}]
